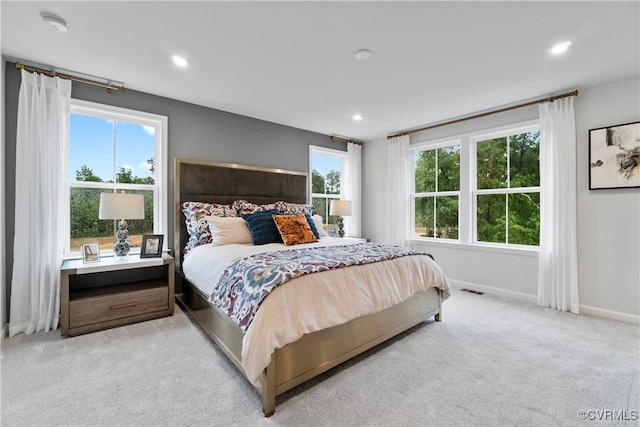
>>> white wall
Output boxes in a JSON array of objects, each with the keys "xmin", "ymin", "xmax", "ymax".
[
  {"xmin": 575, "ymin": 76, "xmax": 640, "ymax": 323},
  {"xmin": 363, "ymin": 75, "xmax": 640, "ymax": 324}
]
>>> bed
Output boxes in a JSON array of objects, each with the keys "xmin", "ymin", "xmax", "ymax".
[{"xmin": 173, "ymin": 158, "xmax": 450, "ymax": 416}]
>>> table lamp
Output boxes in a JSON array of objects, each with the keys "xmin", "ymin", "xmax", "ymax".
[
  {"xmin": 329, "ymin": 200, "xmax": 352, "ymax": 238},
  {"xmin": 99, "ymin": 192, "xmax": 145, "ymax": 256}
]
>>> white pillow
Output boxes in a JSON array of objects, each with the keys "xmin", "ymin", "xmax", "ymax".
[
  {"xmin": 204, "ymin": 216, "xmax": 253, "ymax": 246},
  {"xmin": 312, "ymin": 214, "xmax": 328, "ymax": 236}
]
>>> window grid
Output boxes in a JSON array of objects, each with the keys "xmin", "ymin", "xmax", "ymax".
[
  {"xmin": 310, "ymin": 146, "xmax": 346, "ymax": 225},
  {"xmin": 412, "ymin": 121, "xmax": 540, "ymax": 248},
  {"xmin": 412, "ymin": 142, "xmax": 461, "ymax": 240},
  {"xmin": 67, "ymin": 100, "xmax": 167, "ymax": 257},
  {"xmin": 472, "ymin": 127, "xmax": 540, "ymax": 246}
]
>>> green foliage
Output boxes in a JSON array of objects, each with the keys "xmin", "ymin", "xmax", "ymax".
[
  {"xmin": 477, "ymin": 194, "xmax": 506, "ymax": 243},
  {"xmin": 477, "ymin": 137, "xmax": 508, "ymax": 189},
  {"xmin": 312, "ymin": 169, "xmax": 325, "ymax": 193},
  {"xmin": 415, "ymin": 150, "xmax": 436, "ymax": 193},
  {"xmin": 116, "ymin": 166, "xmax": 155, "ymax": 184},
  {"xmin": 312, "ymin": 197, "xmax": 338, "ymax": 226},
  {"xmin": 70, "ymin": 188, "xmax": 112, "ymax": 239},
  {"xmin": 414, "ymin": 131, "xmax": 540, "ymax": 245},
  {"xmin": 414, "ymin": 196, "xmax": 458, "ymax": 239},
  {"xmin": 325, "ymin": 170, "xmax": 340, "ymax": 194},
  {"xmin": 414, "ymin": 146, "xmax": 460, "ymax": 238},
  {"xmin": 122, "ymin": 190, "xmax": 155, "ymax": 236},
  {"xmin": 476, "ymin": 132, "xmax": 540, "ymax": 245},
  {"xmin": 507, "ymin": 193, "xmax": 540, "ymax": 245},
  {"xmin": 509, "ymin": 132, "xmax": 540, "ymax": 188},
  {"xmin": 75, "ymin": 165, "xmax": 103, "ymax": 182},
  {"xmin": 414, "ymin": 146, "xmax": 460, "ymax": 193},
  {"xmin": 312, "ymin": 165, "xmax": 340, "ymax": 225},
  {"xmin": 312, "ymin": 168, "xmax": 340, "ymax": 195},
  {"xmin": 70, "ymin": 165, "xmax": 155, "ymax": 240},
  {"xmin": 147, "ymin": 158, "xmax": 155, "ymax": 174}
]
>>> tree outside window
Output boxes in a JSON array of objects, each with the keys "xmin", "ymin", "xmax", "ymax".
[
  {"xmin": 475, "ymin": 130, "xmax": 540, "ymax": 246},
  {"xmin": 67, "ymin": 102, "xmax": 165, "ymax": 255},
  {"xmin": 310, "ymin": 148, "xmax": 345, "ymax": 228},
  {"xmin": 411, "ymin": 121, "xmax": 540, "ymax": 248},
  {"xmin": 413, "ymin": 144, "xmax": 460, "ymax": 239}
]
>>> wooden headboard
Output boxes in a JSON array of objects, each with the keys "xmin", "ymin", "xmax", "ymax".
[{"xmin": 173, "ymin": 158, "xmax": 308, "ymax": 268}]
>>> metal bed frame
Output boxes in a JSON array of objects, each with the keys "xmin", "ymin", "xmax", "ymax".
[{"xmin": 173, "ymin": 158, "xmax": 443, "ymax": 416}]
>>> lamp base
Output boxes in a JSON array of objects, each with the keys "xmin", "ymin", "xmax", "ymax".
[
  {"xmin": 337, "ymin": 216, "xmax": 345, "ymax": 238},
  {"xmin": 113, "ymin": 241, "xmax": 130, "ymax": 257},
  {"xmin": 114, "ymin": 219, "xmax": 131, "ymax": 257}
]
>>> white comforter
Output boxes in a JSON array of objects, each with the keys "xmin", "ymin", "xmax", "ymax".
[{"xmin": 182, "ymin": 237, "xmax": 450, "ymax": 388}]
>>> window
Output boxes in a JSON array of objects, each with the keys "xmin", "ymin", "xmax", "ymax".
[
  {"xmin": 413, "ymin": 143, "xmax": 461, "ymax": 239},
  {"xmin": 67, "ymin": 100, "xmax": 167, "ymax": 256},
  {"xmin": 474, "ymin": 127, "xmax": 540, "ymax": 246},
  {"xmin": 411, "ymin": 120, "xmax": 540, "ymax": 248},
  {"xmin": 310, "ymin": 146, "xmax": 346, "ymax": 227}
]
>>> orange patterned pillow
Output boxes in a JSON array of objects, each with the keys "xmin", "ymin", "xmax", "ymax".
[{"xmin": 273, "ymin": 213, "xmax": 318, "ymax": 246}]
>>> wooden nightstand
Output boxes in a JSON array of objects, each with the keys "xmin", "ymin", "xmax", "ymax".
[{"xmin": 61, "ymin": 253, "xmax": 174, "ymax": 337}]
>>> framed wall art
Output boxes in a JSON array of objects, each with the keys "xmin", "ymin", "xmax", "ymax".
[{"xmin": 589, "ymin": 121, "xmax": 640, "ymax": 189}]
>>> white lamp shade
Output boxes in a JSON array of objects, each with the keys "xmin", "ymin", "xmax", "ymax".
[
  {"xmin": 329, "ymin": 200, "xmax": 352, "ymax": 217},
  {"xmin": 99, "ymin": 193, "xmax": 145, "ymax": 220}
]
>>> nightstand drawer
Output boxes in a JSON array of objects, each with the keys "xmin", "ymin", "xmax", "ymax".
[
  {"xmin": 69, "ymin": 286, "xmax": 168, "ymax": 328},
  {"xmin": 61, "ymin": 254, "xmax": 175, "ymax": 337}
]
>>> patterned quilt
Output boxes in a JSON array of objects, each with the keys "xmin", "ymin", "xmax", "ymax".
[{"xmin": 209, "ymin": 243, "xmax": 430, "ymax": 333}]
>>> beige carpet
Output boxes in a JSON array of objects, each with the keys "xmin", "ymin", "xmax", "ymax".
[{"xmin": 1, "ymin": 289, "xmax": 638, "ymax": 426}]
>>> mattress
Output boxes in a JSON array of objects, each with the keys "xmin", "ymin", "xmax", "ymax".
[{"xmin": 182, "ymin": 237, "xmax": 450, "ymax": 387}]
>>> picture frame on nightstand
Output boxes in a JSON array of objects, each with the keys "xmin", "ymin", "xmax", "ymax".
[
  {"xmin": 81, "ymin": 243, "xmax": 100, "ymax": 263},
  {"xmin": 140, "ymin": 234, "xmax": 164, "ymax": 258}
]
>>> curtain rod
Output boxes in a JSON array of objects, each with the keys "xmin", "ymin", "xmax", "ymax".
[
  {"xmin": 330, "ymin": 135, "xmax": 363, "ymax": 145},
  {"xmin": 387, "ymin": 89, "xmax": 578, "ymax": 140},
  {"xmin": 15, "ymin": 62, "xmax": 125, "ymax": 94}
]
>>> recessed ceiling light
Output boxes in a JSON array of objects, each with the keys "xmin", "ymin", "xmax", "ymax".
[
  {"xmin": 352, "ymin": 114, "xmax": 363, "ymax": 121},
  {"xmin": 354, "ymin": 49, "xmax": 372, "ymax": 60},
  {"xmin": 548, "ymin": 41, "xmax": 572, "ymax": 55},
  {"xmin": 171, "ymin": 55, "xmax": 190, "ymax": 67},
  {"xmin": 41, "ymin": 13, "xmax": 68, "ymax": 32}
]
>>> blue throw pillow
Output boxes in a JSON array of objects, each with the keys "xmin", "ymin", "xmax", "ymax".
[
  {"xmin": 242, "ymin": 209, "xmax": 282, "ymax": 245},
  {"xmin": 304, "ymin": 212, "xmax": 320, "ymax": 239}
]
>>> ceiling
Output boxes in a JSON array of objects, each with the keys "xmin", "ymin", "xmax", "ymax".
[{"xmin": 2, "ymin": 1, "xmax": 639, "ymax": 142}]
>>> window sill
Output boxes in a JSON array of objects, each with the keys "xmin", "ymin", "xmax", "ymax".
[{"xmin": 409, "ymin": 238, "xmax": 539, "ymax": 257}]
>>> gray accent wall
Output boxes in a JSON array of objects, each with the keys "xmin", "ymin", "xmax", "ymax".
[{"xmin": 2, "ymin": 62, "xmax": 343, "ymax": 325}]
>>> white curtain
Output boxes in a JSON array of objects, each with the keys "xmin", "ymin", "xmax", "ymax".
[
  {"xmin": 9, "ymin": 70, "xmax": 72, "ymax": 336},
  {"xmin": 343, "ymin": 142, "xmax": 361, "ymax": 237},
  {"xmin": 386, "ymin": 135, "xmax": 411, "ymax": 246},
  {"xmin": 537, "ymin": 97, "xmax": 579, "ymax": 314}
]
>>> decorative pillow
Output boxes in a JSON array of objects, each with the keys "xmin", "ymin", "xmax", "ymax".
[
  {"xmin": 273, "ymin": 213, "xmax": 319, "ymax": 246},
  {"xmin": 242, "ymin": 209, "xmax": 283, "ymax": 245},
  {"xmin": 277, "ymin": 201, "xmax": 315, "ymax": 215},
  {"xmin": 204, "ymin": 216, "xmax": 253, "ymax": 246},
  {"xmin": 181, "ymin": 201, "xmax": 236, "ymax": 254},
  {"xmin": 233, "ymin": 199, "xmax": 315, "ymax": 216},
  {"xmin": 312, "ymin": 214, "xmax": 328, "ymax": 236},
  {"xmin": 304, "ymin": 212, "xmax": 320, "ymax": 239},
  {"xmin": 233, "ymin": 199, "xmax": 279, "ymax": 216}
]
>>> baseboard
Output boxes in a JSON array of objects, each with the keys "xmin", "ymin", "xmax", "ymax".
[
  {"xmin": 579, "ymin": 304, "xmax": 640, "ymax": 325},
  {"xmin": 449, "ymin": 280, "xmax": 639, "ymax": 325},
  {"xmin": 448, "ymin": 280, "xmax": 537, "ymax": 304}
]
